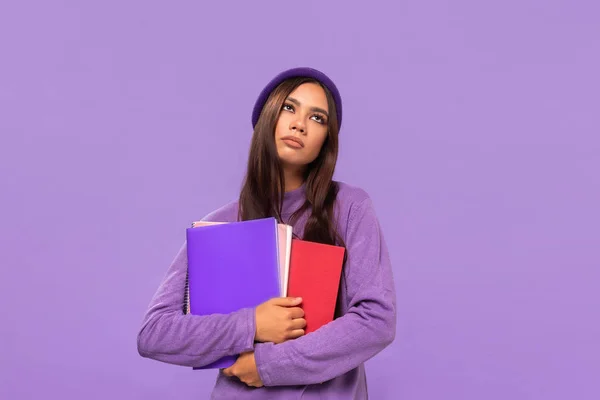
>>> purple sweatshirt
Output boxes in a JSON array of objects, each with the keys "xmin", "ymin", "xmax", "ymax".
[{"xmin": 137, "ymin": 181, "xmax": 397, "ymax": 399}]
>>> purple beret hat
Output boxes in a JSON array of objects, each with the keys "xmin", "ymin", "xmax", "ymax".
[{"xmin": 251, "ymin": 67, "xmax": 343, "ymax": 131}]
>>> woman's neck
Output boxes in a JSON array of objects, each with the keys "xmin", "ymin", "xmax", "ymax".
[{"xmin": 283, "ymin": 166, "xmax": 305, "ymax": 192}]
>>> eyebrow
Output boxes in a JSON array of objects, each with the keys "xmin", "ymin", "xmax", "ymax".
[{"xmin": 286, "ymin": 97, "xmax": 329, "ymax": 118}]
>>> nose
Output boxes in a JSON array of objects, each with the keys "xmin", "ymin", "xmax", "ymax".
[{"xmin": 290, "ymin": 118, "xmax": 306, "ymax": 135}]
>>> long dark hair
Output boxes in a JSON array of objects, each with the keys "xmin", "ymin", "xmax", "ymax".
[{"xmin": 238, "ymin": 77, "xmax": 346, "ymax": 251}]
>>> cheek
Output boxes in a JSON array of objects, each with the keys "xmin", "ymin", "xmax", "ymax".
[
  {"xmin": 274, "ymin": 114, "xmax": 290, "ymax": 137},
  {"xmin": 306, "ymin": 133, "xmax": 328, "ymax": 158}
]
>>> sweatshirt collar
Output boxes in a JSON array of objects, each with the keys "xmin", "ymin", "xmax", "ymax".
[{"xmin": 282, "ymin": 182, "xmax": 306, "ymax": 216}]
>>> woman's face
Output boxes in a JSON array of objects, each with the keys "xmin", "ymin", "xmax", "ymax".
[{"xmin": 274, "ymin": 82, "xmax": 329, "ymax": 169}]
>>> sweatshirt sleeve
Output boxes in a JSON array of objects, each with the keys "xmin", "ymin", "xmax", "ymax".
[
  {"xmin": 137, "ymin": 241, "xmax": 257, "ymax": 368},
  {"xmin": 253, "ymin": 196, "xmax": 397, "ymax": 386}
]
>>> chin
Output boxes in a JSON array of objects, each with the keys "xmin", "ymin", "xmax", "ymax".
[
  {"xmin": 278, "ymin": 153, "xmax": 311, "ymax": 168},
  {"xmin": 279, "ymin": 157, "xmax": 308, "ymax": 168}
]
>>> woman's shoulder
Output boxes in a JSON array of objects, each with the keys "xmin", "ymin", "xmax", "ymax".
[
  {"xmin": 334, "ymin": 180, "xmax": 372, "ymax": 208},
  {"xmin": 198, "ymin": 200, "xmax": 239, "ymax": 223},
  {"xmin": 334, "ymin": 180, "xmax": 377, "ymax": 223},
  {"xmin": 331, "ymin": 181, "xmax": 381, "ymax": 240}
]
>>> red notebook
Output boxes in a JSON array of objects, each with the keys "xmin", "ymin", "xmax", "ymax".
[{"xmin": 287, "ymin": 239, "xmax": 345, "ymax": 334}]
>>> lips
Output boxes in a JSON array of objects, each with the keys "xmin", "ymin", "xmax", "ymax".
[{"xmin": 281, "ymin": 136, "xmax": 305, "ymax": 148}]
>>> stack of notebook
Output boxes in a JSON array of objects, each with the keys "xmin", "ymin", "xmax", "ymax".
[{"xmin": 184, "ymin": 217, "xmax": 345, "ymax": 369}]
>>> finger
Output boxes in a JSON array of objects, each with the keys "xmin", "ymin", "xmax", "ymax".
[
  {"xmin": 286, "ymin": 328, "xmax": 305, "ymax": 339},
  {"xmin": 242, "ymin": 377, "xmax": 263, "ymax": 388},
  {"xmin": 290, "ymin": 318, "xmax": 307, "ymax": 330},
  {"xmin": 288, "ymin": 307, "xmax": 305, "ymax": 319},
  {"xmin": 270, "ymin": 296, "xmax": 302, "ymax": 307},
  {"xmin": 222, "ymin": 368, "xmax": 233, "ymax": 377}
]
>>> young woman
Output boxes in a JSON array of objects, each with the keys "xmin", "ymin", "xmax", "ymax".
[{"xmin": 137, "ymin": 67, "xmax": 397, "ymax": 399}]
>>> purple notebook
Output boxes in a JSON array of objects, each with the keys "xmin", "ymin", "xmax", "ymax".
[{"xmin": 186, "ymin": 217, "xmax": 280, "ymax": 369}]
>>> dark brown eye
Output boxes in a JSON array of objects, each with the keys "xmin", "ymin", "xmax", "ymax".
[{"xmin": 312, "ymin": 115, "xmax": 326, "ymax": 124}]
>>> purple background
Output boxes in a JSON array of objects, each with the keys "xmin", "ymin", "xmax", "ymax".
[{"xmin": 1, "ymin": 1, "xmax": 599, "ymax": 399}]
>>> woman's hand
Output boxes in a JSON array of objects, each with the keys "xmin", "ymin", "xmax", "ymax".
[
  {"xmin": 255, "ymin": 297, "xmax": 306, "ymax": 343},
  {"xmin": 223, "ymin": 351, "xmax": 263, "ymax": 387}
]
